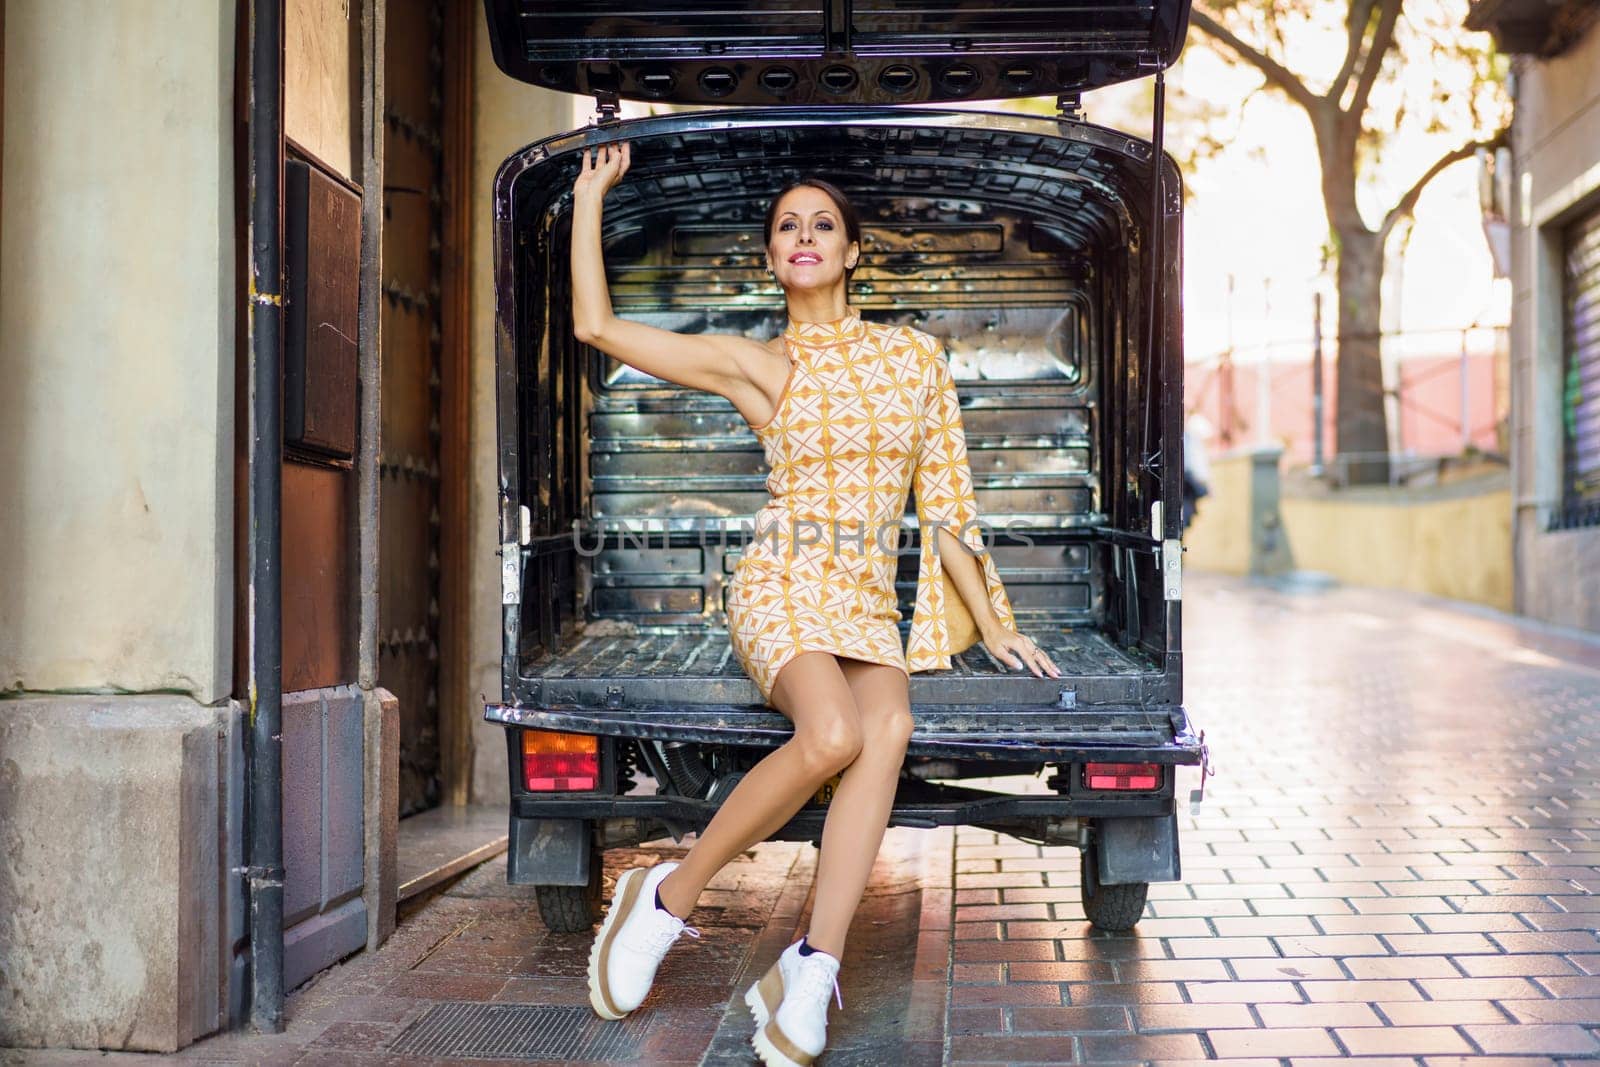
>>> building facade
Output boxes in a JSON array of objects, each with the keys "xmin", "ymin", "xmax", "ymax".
[
  {"xmin": 1469, "ymin": 0, "xmax": 1600, "ymax": 631},
  {"xmin": 0, "ymin": 0, "xmax": 578, "ymax": 1051}
]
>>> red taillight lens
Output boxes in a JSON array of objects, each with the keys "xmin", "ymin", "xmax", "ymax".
[
  {"xmin": 521, "ymin": 730, "xmax": 599, "ymax": 791},
  {"xmin": 1083, "ymin": 762, "xmax": 1160, "ymax": 791}
]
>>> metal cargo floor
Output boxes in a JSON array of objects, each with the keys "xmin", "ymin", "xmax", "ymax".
[{"xmin": 514, "ymin": 620, "xmax": 1160, "ymax": 708}]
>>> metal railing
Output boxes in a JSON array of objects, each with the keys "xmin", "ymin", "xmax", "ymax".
[{"xmin": 1185, "ymin": 319, "xmax": 1510, "ymax": 486}]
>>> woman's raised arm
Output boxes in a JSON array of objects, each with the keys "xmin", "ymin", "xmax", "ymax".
[{"xmin": 570, "ymin": 141, "xmax": 761, "ymax": 400}]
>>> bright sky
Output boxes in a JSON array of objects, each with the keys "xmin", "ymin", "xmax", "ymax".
[{"xmin": 1077, "ymin": 10, "xmax": 1510, "ymax": 368}]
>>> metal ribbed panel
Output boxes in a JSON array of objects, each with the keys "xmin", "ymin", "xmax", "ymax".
[
  {"xmin": 1564, "ymin": 206, "xmax": 1600, "ymax": 513},
  {"xmin": 387, "ymin": 1002, "xmax": 650, "ymax": 1060},
  {"xmin": 483, "ymin": 0, "xmax": 1190, "ymax": 102},
  {"xmin": 851, "ymin": 0, "xmax": 1156, "ymax": 53},
  {"xmin": 509, "ymin": 0, "xmax": 826, "ymax": 60}
]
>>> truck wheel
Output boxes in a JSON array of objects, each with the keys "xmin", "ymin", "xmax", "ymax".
[
  {"xmin": 535, "ymin": 845, "xmax": 603, "ymax": 933},
  {"xmin": 1080, "ymin": 839, "xmax": 1148, "ymax": 932}
]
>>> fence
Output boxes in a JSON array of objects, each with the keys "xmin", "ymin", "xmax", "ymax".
[{"xmin": 1185, "ymin": 318, "xmax": 1510, "ymax": 485}]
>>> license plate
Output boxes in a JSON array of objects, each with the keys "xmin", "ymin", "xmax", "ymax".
[{"xmin": 813, "ymin": 773, "xmax": 842, "ymax": 806}]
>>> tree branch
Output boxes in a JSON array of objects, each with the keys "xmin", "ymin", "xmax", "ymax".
[
  {"xmin": 1378, "ymin": 128, "xmax": 1509, "ymax": 242},
  {"xmin": 1329, "ymin": 0, "xmax": 1377, "ymax": 104},
  {"xmin": 1189, "ymin": 5, "xmax": 1321, "ymax": 113},
  {"xmin": 1348, "ymin": 0, "xmax": 1401, "ymax": 119}
]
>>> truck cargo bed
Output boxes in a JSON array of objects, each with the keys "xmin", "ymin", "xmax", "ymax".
[
  {"xmin": 489, "ymin": 612, "xmax": 1200, "ymax": 763},
  {"xmin": 509, "ymin": 612, "xmax": 1161, "ymax": 708}
]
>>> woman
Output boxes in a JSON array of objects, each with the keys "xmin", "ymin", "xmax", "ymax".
[{"xmin": 572, "ymin": 140, "xmax": 1060, "ymax": 1067}]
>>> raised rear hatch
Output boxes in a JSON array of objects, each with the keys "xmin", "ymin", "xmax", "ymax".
[{"xmin": 483, "ymin": 0, "xmax": 1193, "ymax": 107}]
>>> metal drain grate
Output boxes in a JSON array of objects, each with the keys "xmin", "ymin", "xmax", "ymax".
[{"xmin": 387, "ymin": 1002, "xmax": 650, "ymax": 1060}]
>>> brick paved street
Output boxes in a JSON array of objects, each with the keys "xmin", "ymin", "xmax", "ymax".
[{"xmin": 12, "ymin": 573, "xmax": 1599, "ymax": 1065}]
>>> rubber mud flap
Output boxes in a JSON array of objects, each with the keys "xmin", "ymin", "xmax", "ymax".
[
  {"xmin": 509, "ymin": 816, "xmax": 591, "ymax": 886},
  {"xmin": 1097, "ymin": 813, "xmax": 1181, "ymax": 884}
]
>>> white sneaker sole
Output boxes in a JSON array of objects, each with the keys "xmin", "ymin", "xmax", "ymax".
[
  {"xmin": 743, "ymin": 961, "xmax": 782, "ymax": 1030},
  {"xmin": 747, "ymin": 965, "xmax": 818, "ymax": 1067},
  {"xmin": 752, "ymin": 1020, "xmax": 814, "ymax": 1067},
  {"xmin": 586, "ymin": 866, "xmax": 644, "ymax": 1020}
]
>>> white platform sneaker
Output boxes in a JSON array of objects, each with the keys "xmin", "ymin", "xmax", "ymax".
[
  {"xmin": 586, "ymin": 861, "xmax": 700, "ymax": 1019},
  {"xmin": 743, "ymin": 938, "xmax": 843, "ymax": 1067}
]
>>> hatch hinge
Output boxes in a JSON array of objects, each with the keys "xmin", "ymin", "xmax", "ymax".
[
  {"xmin": 1161, "ymin": 538, "xmax": 1182, "ymax": 601},
  {"xmin": 1136, "ymin": 50, "xmax": 1163, "ymax": 69},
  {"xmin": 593, "ymin": 89, "xmax": 621, "ymax": 126},
  {"xmin": 1056, "ymin": 93, "xmax": 1084, "ymax": 122}
]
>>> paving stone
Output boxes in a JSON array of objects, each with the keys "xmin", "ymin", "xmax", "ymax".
[
  {"xmin": 1343, "ymin": 955, "xmax": 1462, "ymax": 979},
  {"xmin": 1078, "ymin": 1032, "xmax": 1208, "ymax": 1060},
  {"xmin": 1382, "ymin": 932, "xmax": 1501, "ymax": 954},
  {"xmin": 1460, "ymin": 1023, "xmax": 1600, "ymax": 1055},
  {"xmin": 1132, "ymin": 1002, "xmax": 1256, "ymax": 1031},
  {"xmin": 1168, "ymin": 936, "xmax": 1279, "ymax": 959},
  {"xmin": 1183, "ymin": 981, "xmax": 1303, "ymax": 1003},
  {"xmin": 1228, "ymin": 957, "xmax": 1346, "ymax": 981},
  {"xmin": 1455, "ymin": 953, "xmax": 1581, "ymax": 977},
  {"xmin": 1494, "ymin": 997, "xmax": 1600, "ymax": 1023},
  {"xmin": 1251, "ymin": 898, "xmax": 1356, "ymax": 916},
  {"xmin": 952, "ymin": 963, "xmax": 1005, "ymax": 983},
  {"xmin": 1064, "ymin": 981, "xmax": 1186, "ymax": 1005},
  {"xmin": 1212, "ymin": 916, "xmax": 1320, "ymax": 937},
  {"xmin": 1334, "ymin": 1026, "xmax": 1474, "ymax": 1055},
  {"xmin": 1488, "ymin": 930, "xmax": 1600, "ymax": 953},
  {"xmin": 948, "ymin": 1035, "xmax": 1079, "ymax": 1062},
  {"xmin": 951, "ymin": 983, "xmax": 1064, "ymax": 1007},
  {"xmin": 1208, "ymin": 1027, "xmax": 1339, "ymax": 1057},
  {"xmin": 947, "ymin": 1006, "xmax": 1006, "ymax": 1035},
  {"xmin": 1534, "ymin": 974, "xmax": 1600, "ymax": 997},
  {"xmin": 1005, "ymin": 961, "xmax": 1117, "ymax": 983},
  {"xmin": 1254, "ymin": 1001, "xmax": 1383, "ymax": 1028},
  {"xmin": 1271, "ymin": 934, "xmax": 1389, "ymax": 957},
  {"xmin": 1376, "ymin": 999, "xmax": 1511, "ymax": 1025},
  {"xmin": 1008, "ymin": 1005, "xmax": 1131, "ymax": 1033},
  {"xmin": 1301, "ymin": 979, "xmax": 1422, "ymax": 1002},
  {"xmin": 1416, "ymin": 912, "xmax": 1534, "ymax": 933},
  {"xmin": 954, "ymin": 903, "xmax": 1052, "ymax": 921},
  {"xmin": 1111, "ymin": 959, "xmax": 1230, "ymax": 982},
  {"xmin": 1312, "ymin": 914, "xmax": 1426, "ymax": 935},
  {"xmin": 1417, "ymin": 976, "xmax": 1544, "ymax": 1000}
]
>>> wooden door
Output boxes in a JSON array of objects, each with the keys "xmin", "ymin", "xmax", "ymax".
[{"xmin": 381, "ymin": 0, "xmax": 450, "ymax": 817}]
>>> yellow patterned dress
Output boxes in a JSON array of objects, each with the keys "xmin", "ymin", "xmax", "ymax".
[{"xmin": 725, "ymin": 308, "xmax": 1016, "ymax": 708}]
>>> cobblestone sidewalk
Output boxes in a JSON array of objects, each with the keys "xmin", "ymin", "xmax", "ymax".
[{"xmin": 9, "ymin": 574, "xmax": 1598, "ymax": 1065}]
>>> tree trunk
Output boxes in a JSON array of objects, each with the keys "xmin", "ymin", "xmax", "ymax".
[{"xmin": 1334, "ymin": 226, "xmax": 1390, "ymax": 484}]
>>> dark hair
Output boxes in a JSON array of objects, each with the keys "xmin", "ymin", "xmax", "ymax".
[{"xmin": 763, "ymin": 177, "xmax": 862, "ymax": 280}]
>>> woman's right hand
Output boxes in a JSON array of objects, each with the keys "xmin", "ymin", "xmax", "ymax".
[{"xmin": 573, "ymin": 140, "xmax": 630, "ymax": 206}]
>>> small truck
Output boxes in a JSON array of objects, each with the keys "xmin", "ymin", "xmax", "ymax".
[{"xmin": 480, "ymin": 0, "xmax": 1207, "ymax": 934}]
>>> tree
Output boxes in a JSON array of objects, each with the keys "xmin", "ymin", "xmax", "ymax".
[{"xmin": 1189, "ymin": 0, "xmax": 1510, "ymax": 483}]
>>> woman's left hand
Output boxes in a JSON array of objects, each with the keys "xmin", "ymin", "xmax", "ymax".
[{"xmin": 980, "ymin": 623, "xmax": 1061, "ymax": 678}]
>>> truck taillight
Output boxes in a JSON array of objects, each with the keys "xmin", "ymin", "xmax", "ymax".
[
  {"xmin": 1084, "ymin": 762, "xmax": 1160, "ymax": 791},
  {"xmin": 521, "ymin": 730, "xmax": 598, "ymax": 791}
]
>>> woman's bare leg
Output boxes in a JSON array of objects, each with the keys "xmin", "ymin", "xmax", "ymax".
[
  {"xmin": 802, "ymin": 660, "xmax": 914, "ymax": 958},
  {"xmin": 656, "ymin": 651, "xmax": 863, "ymax": 919}
]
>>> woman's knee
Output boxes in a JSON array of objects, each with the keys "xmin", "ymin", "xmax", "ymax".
[
  {"xmin": 876, "ymin": 706, "xmax": 914, "ymax": 751},
  {"xmin": 797, "ymin": 706, "xmax": 863, "ymax": 774}
]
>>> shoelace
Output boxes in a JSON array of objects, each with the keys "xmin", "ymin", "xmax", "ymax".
[
  {"xmin": 793, "ymin": 956, "xmax": 844, "ymax": 1011},
  {"xmin": 640, "ymin": 914, "xmax": 701, "ymax": 954}
]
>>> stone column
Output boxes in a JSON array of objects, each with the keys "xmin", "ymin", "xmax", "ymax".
[{"xmin": 0, "ymin": 0, "xmax": 239, "ymax": 1051}]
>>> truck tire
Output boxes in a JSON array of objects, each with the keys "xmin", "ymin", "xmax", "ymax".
[
  {"xmin": 535, "ymin": 844, "xmax": 603, "ymax": 933},
  {"xmin": 1080, "ymin": 839, "xmax": 1148, "ymax": 932}
]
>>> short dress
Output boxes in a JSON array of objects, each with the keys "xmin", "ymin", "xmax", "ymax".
[{"xmin": 725, "ymin": 308, "xmax": 1017, "ymax": 708}]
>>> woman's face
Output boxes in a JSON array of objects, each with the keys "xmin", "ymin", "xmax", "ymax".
[{"xmin": 765, "ymin": 185, "xmax": 859, "ymax": 294}]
